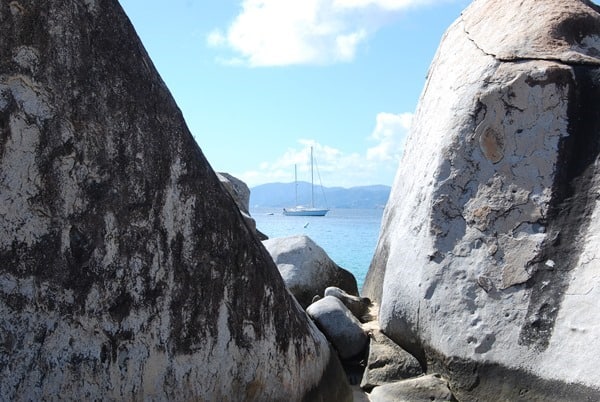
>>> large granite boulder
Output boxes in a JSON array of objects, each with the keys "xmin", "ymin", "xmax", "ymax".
[
  {"xmin": 360, "ymin": 329, "xmax": 423, "ymax": 391},
  {"xmin": 306, "ymin": 296, "xmax": 368, "ymax": 360},
  {"xmin": 363, "ymin": 0, "xmax": 600, "ymax": 400},
  {"xmin": 217, "ymin": 172, "xmax": 251, "ymax": 215},
  {"xmin": 0, "ymin": 1, "xmax": 351, "ymax": 401},
  {"xmin": 263, "ymin": 235, "xmax": 359, "ymax": 308},
  {"xmin": 324, "ymin": 286, "xmax": 371, "ymax": 321},
  {"xmin": 369, "ymin": 374, "xmax": 454, "ymax": 402},
  {"xmin": 217, "ymin": 172, "xmax": 267, "ymax": 240}
]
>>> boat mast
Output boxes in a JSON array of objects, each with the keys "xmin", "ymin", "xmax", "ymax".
[
  {"xmin": 294, "ymin": 164, "xmax": 298, "ymax": 207},
  {"xmin": 310, "ymin": 146, "xmax": 315, "ymax": 208}
]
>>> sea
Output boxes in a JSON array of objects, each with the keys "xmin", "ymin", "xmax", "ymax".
[{"xmin": 250, "ymin": 207, "xmax": 385, "ymax": 292}]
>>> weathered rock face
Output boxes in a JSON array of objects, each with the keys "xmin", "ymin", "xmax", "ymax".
[
  {"xmin": 0, "ymin": 1, "xmax": 351, "ymax": 401},
  {"xmin": 217, "ymin": 172, "xmax": 251, "ymax": 215},
  {"xmin": 306, "ymin": 296, "xmax": 368, "ymax": 360},
  {"xmin": 217, "ymin": 172, "xmax": 267, "ymax": 240},
  {"xmin": 368, "ymin": 374, "xmax": 454, "ymax": 402},
  {"xmin": 364, "ymin": 0, "xmax": 600, "ymax": 400},
  {"xmin": 324, "ymin": 286, "xmax": 371, "ymax": 321},
  {"xmin": 263, "ymin": 235, "xmax": 359, "ymax": 308},
  {"xmin": 360, "ymin": 329, "xmax": 423, "ymax": 391}
]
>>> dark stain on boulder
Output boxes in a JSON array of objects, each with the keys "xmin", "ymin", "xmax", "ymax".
[
  {"xmin": 0, "ymin": 113, "xmax": 8, "ymax": 162},
  {"xmin": 0, "ymin": 1, "xmax": 346, "ymax": 399},
  {"xmin": 525, "ymin": 65, "xmax": 574, "ymax": 88},
  {"xmin": 108, "ymin": 292, "xmax": 133, "ymax": 322},
  {"xmin": 69, "ymin": 226, "xmax": 93, "ymax": 265},
  {"xmin": 519, "ymin": 66, "xmax": 600, "ymax": 350},
  {"xmin": 103, "ymin": 329, "xmax": 134, "ymax": 364},
  {"xmin": 553, "ymin": 12, "xmax": 600, "ymax": 46}
]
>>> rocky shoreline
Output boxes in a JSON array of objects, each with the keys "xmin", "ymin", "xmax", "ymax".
[{"xmin": 258, "ymin": 229, "xmax": 457, "ymax": 401}]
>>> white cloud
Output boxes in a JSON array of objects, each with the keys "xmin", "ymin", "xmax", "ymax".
[
  {"xmin": 333, "ymin": 0, "xmax": 438, "ymax": 10},
  {"xmin": 335, "ymin": 29, "xmax": 367, "ymax": 60},
  {"xmin": 238, "ymin": 112, "xmax": 412, "ymax": 187},
  {"xmin": 206, "ymin": 30, "xmax": 226, "ymax": 47},
  {"xmin": 207, "ymin": 0, "xmax": 448, "ymax": 66},
  {"xmin": 239, "ymin": 141, "xmax": 366, "ymax": 187},
  {"xmin": 366, "ymin": 112, "xmax": 412, "ymax": 162}
]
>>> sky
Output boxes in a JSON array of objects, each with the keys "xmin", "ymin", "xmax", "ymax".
[{"xmin": 117, "ymin": 0, "xmax": 474, "ymax": 188}]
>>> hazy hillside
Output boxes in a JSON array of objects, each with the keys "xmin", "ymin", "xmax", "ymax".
[{"xmin": 250, "ymin": 182, "xmax": 390, "ymax": 209}]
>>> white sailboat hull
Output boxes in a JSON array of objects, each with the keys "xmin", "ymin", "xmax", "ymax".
[{"xmin": 283, "ymin": 207, "xmax": 329, "ymax": 216}]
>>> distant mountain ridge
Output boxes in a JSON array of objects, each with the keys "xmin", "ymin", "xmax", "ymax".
[{"xmin": 250, "ymin": 182, "xmax": 391, "ymax": 209}]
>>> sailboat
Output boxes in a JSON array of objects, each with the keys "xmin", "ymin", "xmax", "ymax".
[{"xmin": 283, "ymin": 147, "xmax": 329, "ymax": 216}]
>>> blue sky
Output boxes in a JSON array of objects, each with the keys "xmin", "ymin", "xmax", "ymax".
[{"xmin": 118, "ymin": 0, "xmax": 474, "ymax": 188}]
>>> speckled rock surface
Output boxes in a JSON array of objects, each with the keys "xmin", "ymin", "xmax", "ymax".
[
  {"xmin": 263, "ymin": 235, "xmax": 359, "ymax": 308},
  {"xmin": 0, "ymin": 1, "xmax": 351, "ymax": 401},
  {"xmin": 363, "ymin": 0, "xmax": 600, "ymax": 400}
]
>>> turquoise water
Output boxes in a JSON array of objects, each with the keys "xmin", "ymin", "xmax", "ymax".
[{"xmin": 251, "ymin": 207, "xmax": 384, "ymax": 292}]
